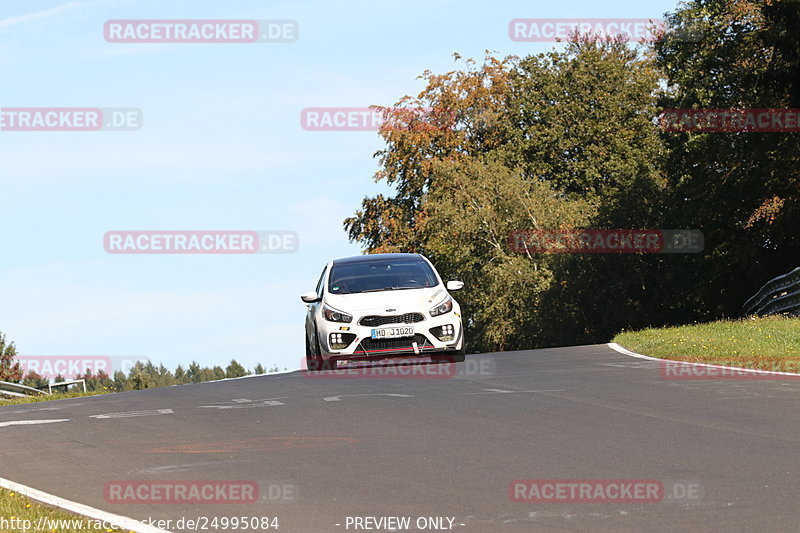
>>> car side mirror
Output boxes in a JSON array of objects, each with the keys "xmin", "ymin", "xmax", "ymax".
[
  {"xmin": 446, "ymin": 280, "xmax": 464, "ymax": 291},
  {"xmin": 300, "ymin": 291, "xmax": 321, "ymax": 303}
]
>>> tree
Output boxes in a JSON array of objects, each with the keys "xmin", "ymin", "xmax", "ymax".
[
  {"xmin": 79, "ymin": 369, "xmax": 111, "ymax": 392},
  {"xmin": 507, "ymin": 37, "xmax": 676, "ymax": 345},
  {"xmin": 423, "ymin": 156, "xmax": 590, "ymax": 351},
  {"xmin": 253, "ymin": 363, "xmax": 266, "ymax": 375},
  {"xmin": 0, "ymin": 332, "xmax": 22, "ymax": 382},
  {"xmin": 344, "ymin": 53, "xmax": 516, "ymax": 253},
  {"xmin": 344, "ymin": 38, "xmax": 671, "ymax": 351},
  {"xmin": 129, "ymin": 362, "xmax": 153, "ymax": 390},
  {"xmin": 174, "ymin": 364, "xmax": 188, "ymax": 384},
  {"xmin": 225, "ymin": 360, "xmax": 248, "ymax": 379},
  {"xmin": 508, "ymin": 37, "xmax": 666, "ymax": 221},
  {"xmin": 188, "ymin": 361, "xmax": 202, "ymax": 383},
  {"xmin": 113, "ymin": 370, "xmax": 128, "ymax": 391},
  {"xmin": 154, "ymin": 364, "xmax": 175, "ymax": 387},
  {"xmin": 22, "ymin": 370, "xmax": 49, "ymax": 389},
  {"xmin": 654, "ymin": 0, "xmax": 800, "ymax": 317}
]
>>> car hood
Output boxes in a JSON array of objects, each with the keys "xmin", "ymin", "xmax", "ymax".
[{"xmin": 323, "ymin": 286, "xmax": 448, "ymax": 313}]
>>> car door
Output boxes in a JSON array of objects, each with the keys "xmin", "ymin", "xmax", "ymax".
[{"xmin": 305, "ymin": 265, "xmax": 327, "ymax": 349}]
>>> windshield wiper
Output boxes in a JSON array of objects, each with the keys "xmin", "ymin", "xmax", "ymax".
[{"xmin": 360, "ymin": 286, "xmax": 418, "ymax": 293}]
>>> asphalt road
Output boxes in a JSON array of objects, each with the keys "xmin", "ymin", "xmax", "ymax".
[{"xmin": 2, "ymin": 344, "xmax": 800, "ymax": 533}]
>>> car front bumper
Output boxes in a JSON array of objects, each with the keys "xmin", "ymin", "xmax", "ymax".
[{"xmin": 316, "ymin": 312, "xmax": 463, "ymax": 361}]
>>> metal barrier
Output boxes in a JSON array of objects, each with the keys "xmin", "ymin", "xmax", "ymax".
[
  {"xmin": 0, "ymin": 381, "xmax": 50, "ymax": 398},
  {"xmin": 47, "ymin": 379, "xmax": 86, "ymax": 394},
  {"xmin": 743, "ymin": 266, "xmax": 800, "ymax": 316}
]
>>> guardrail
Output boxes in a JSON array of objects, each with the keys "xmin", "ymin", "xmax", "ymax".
[
  {"xmin": 46, "ymin": 379, "xmax": 86, "ymax": 394},
  {"xmin": 743, "ymin": 266, "xmax": 800, "ymax": 316},
  {"xmin": 0, "ymin": 381, "xmax": 50, "ymax": 398}
]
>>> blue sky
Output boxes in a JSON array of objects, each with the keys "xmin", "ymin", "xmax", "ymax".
[{"xmin": 0, "ymin": 0, "xmax": 682, "ymax": 374}]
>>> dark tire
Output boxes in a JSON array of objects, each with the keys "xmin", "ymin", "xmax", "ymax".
[{"xmin": 306, "ymin": 333, "xmax": 324, "ymax": 371}]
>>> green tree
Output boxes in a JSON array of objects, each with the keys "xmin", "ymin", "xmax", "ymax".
[
  {"xmin": 154, "ymin": 364, "xmax": 175, "ymax": 387},
  {"xmin": 507, "ymin": 37, "xmax": 673, "ymax": 345},
  {"xmin": 253, "ymin": 363, "xmax": 266, "ymax": 375},
  {"xmin": 508, "ymin": 37, "xmax": 666, "ymax": 220},
  {"xmin": 345, "ymin": 39, "xmax": 670, "ymax": 351},
  {"xmin": 225, "ymin": 359, "xmax": 248, "ymax": 379},
  {"xmin": 174, "ymin": 364, "xmax": 188, "ymax": 384},
  {"xmin": 129, "ymin": 362, "xmax": 153, "ymax": 390},
  {"xmin": 423, "ymin": 156, "xmax": 590, "ymax": 351},
  {"xmin": 79, "ymin": 369, "xmax": 113, "ymax": 392},
  {"xmin": 113, "ymin": 370, "xmax": 128, "ymax": 391},
  {"xmin": 654, "ymin": 0, "xmax": 800, "ymax": 316},
  {"xmin": 188, "ymin": 361, "xmax": 201, "ymax": 383},
  {"xmin": 344, "ymin": 54, "xmax": 515, "ymax": 253},
  {"xmin": 22, "ymin": 370, "xmax": 49, "ymax": 389},
  {"xmin": 0, "ymin": 332, "xmax": 21, "ymax": 382}
]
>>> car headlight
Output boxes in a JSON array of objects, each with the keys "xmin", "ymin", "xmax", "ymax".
[
  {"xmin": 429, "ymin": 295, "xmax": 453, "ymax": 317},
  {"xmin": 322, "ymin": 304, "xmax": 353, "ymax": 323}
]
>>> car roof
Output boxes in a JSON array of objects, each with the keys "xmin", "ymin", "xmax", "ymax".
[{"xmin": 331, "ymin": 253, "xmax": 424, "ymax": 265}]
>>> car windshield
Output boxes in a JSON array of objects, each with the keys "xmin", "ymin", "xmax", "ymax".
[{"xmin": 328, "ymin": 258, "xmax": 439, "ymax": 294}]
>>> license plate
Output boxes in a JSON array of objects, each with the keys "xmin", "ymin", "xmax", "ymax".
[{"xmin": 371, "ymin": 327, "xmax": 414, "ymax": 339}]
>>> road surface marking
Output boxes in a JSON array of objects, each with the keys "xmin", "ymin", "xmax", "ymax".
[
  {"xmin": 198, "ymin": 398, "xmax": 287, "ymax": 409},
  {"xmin": 459, "ymin": 389, "xmax": 565, "ymax": 395},
  {"xmin": 90, "ymin": 409, "xmax": 174, "ymax": 419},
  {"xmin": 607, "ymin": 342, "xmax": 800, "ymax": 377},
  {"xmin": 323, "ymin": 393, "xmax": 414, "ymax": 402},
  {"xmin": 0, "ymin": 476, "xmax": 170, "ymax": 533},
  {"xmin": 0, "ymin": 419, "xmax": 70, "ymax": 428}
]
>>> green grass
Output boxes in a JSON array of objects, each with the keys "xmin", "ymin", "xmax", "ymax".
[
  {"xmin": 0, "ymin": 489, "xmax": 129, "ymax": 532},
  {"xmin": 613, "ymin": 315, "xmax": 800, "ymax": 371},
  {"xmin": 0, "ymin": 390, "xmax": 110, "ymax": 406}
]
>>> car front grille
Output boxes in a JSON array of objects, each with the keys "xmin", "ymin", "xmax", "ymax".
[
  {"xmin": 356, "ymin": 334, "xmax": 433, "ymax": 355},
  {"xmin": 359, "ymin": 313, "xmax": 425, "ymax": 327}
]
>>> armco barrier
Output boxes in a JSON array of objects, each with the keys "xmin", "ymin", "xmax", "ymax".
[
  {"xmin": 743, "ymin": 266, "xmax": 800, "ymax": 316},
  {"xmin": 0, "ymin": 381, "xmax": 49, "ymax": 398}
]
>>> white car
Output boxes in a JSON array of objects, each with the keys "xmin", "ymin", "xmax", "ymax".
[{"xmin": 301, "ymin": 253, "xmax": 465, "ymax": 371}]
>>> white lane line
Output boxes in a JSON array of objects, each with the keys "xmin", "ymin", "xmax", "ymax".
[
  {"xmin": 323, "ymin": 393, "xmax": 414, "ymax": 402},
  {"xmin": 607, "ymin": 343, "xmax": 667, "ymax": 361},
  {"xmin": 0, "ymin": 419, "xmax": 70, "ymax": 428},
  {"xmin": 607, "ymin": 342, "xmax": 800, "ymax": 377},
  {"xmin": 0, "ymin": 476, "xmax": 171, "ymax": 533},
  {"xmin": 459, "ymin": 389, "xmax": 565, "ymax": 395},
  {"xmin": 198, "ymin": 399, "xmax": 286, "ymax": 409},
  {"xmin": 90, "ymin": 409, "xmax": 174, "ymax": 419}
]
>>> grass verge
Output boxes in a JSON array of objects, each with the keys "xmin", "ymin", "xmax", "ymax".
[
  {"xmin": 612, "ymin": 315, "xmax": 800, "ymax": 371},
  {"xmin": 0, "ymin": 488, "xmax": 128, "ymax": 532},
  {"xmin": 0, "ymin": 390, "xmax": 110, "ymax": 406}
]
